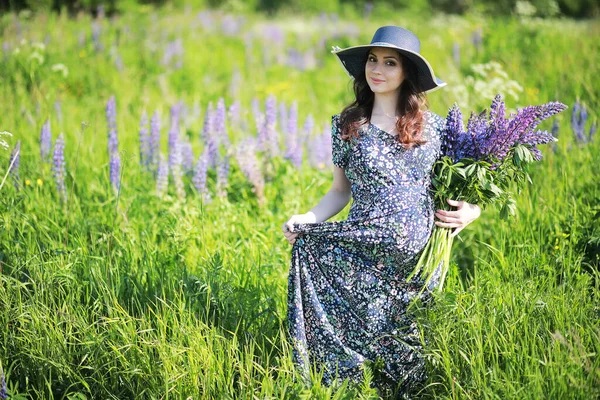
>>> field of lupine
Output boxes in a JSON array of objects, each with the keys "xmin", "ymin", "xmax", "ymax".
[{"xmin": 0, "ymin": 6, "xmax": 599, "ymax": 399}]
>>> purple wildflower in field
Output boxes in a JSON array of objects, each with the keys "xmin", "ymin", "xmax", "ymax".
[
  {"xmin": 215, "ymin": 98, "xmax": 230, "ymax": 148},
  {"xmin": 196, "ymin": 11, "xmax": 215, "ymax": 31},
  {"xmin": 180, "ymin": 137, "xmax": 194, "ymax": 173},
  {"xmin": 236, "ymin": 137, "xmax": 265, "ymax": 205},
  {"xmin": 302, "ymin": 114, "xmax": 314, "ymax": 147},
  {"xmin": 156, "ymin": 153, "xmax": 169, "ymax": 195},
  {"xmin": 168, "ymin": 104, "xmax": 181, "ymax": 170},
  {"xmin": 472, "ymin": 27, "xmax": 483, "ymax": 51},
  {"xmin": 285, "ymin": 101, "xmax": 302, "ymax": 168},
  {"xmin": 216, "ymin": 154, "xmax": 230, "ymax": 198},
  {"xmin": 279, "ymin": 101, "xmax": 288, "ymax": 136},
  {"xmin": 150, "ymin": 110, "xmax": 161, "ymax": 169},
  {"xmin": 202, "ymin": 102, "xmax": 218, "ymax": 168},
  {"xmin": 227, "ymin": 100, "xmax": 241, "ymax": 129},
  {"xmin": 221, "ymin": 15, "xmax": 243, "ymax": 36},
  {"xmin": 40, "ymin": 118, "xmax": 52, "ymax": 162},
  {"xmin": 92, "ymin": 21, "xmax": 103, "ymax": 52},
  {"xmin": 364, "ymin": 1, "xmax": 374, "ymax": 18},
  {"xmin": 52, "ymin": 133, "xmax": 67, "ymax": 202},
  {"xmin": 139, "ymin": 111, "xmax": 150, "ymax": 168},
  {"xmin": 106, "ymin": 96, "xmax": 120, "ymax": 190},
  {"xmin": 264, "ymin": 94, "xmax": 278, "ymax": 157},
  {"xmin": 0, "ymin": 366, "xmax": 6, "ymax": 400},
  {"xmin": 193, "ymin": 149, "xmax": 210, "ymax": 201},
  {"xmin": 54, "ymin": 100, "xmax": 62, "ymax": 124},
  {"xmin": 571, "ymin": 101, "xmax": 596, "ymax": 143},
  {"xmin": 452, "ymin": 42, "xmax": 460, "ymax": 66},
  {"xmin": 9, "ymin": 140, "xmax": 20, "ymax": 188},
  {"xmin": 2, "ymin": 42, "xmax": 9, "ymax": 62},
  {"xmin": 309, "ymin": 123, "xmax": 332, "ymax": 168}
]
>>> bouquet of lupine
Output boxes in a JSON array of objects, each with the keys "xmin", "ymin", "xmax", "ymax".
[{"xmin": 407, "ymin": 94, "xmax": 567, "ymax": 293}]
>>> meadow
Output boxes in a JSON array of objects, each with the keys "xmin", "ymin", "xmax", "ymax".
[{"xmin": 0, "ymin": 5, "xmax": 599, "ymax": 399}]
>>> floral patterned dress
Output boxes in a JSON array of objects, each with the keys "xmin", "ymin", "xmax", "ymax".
[{"xmin": 287, "ymin": 110, "xmax": 445, "ymax": 395}]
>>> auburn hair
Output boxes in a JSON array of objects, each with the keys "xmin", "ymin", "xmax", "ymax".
[{"xmin": 339, "ymin": 51, "xmax": 428, "ymax": 148}]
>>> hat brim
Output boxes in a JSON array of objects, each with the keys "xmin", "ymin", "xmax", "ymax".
[{"xmin": 332, "ymin": 44, "xmax": 446, "ymax": 94}]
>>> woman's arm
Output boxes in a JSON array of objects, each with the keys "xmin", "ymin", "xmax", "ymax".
[
  {"xmin": 282, "ymin": 165, "xmax": 352, "ymax": 244},
  {"xmin": 305, "ymin": 165, "xmax": 352, "ymax": 223}
]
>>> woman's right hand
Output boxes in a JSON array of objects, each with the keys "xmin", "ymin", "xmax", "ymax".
[{"xmin": 282, "ymin": 212, "xmax": 316, "ymax": 245}]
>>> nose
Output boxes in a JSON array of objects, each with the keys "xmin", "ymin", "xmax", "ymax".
[{"xmin": 371, "ymin": 61, "xmax": 383, "ymax": 74}]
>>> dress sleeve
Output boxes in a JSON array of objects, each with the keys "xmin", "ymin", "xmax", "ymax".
[{"xmin": 331, "ymin": 114, "xmax": 349, "ymax": 169}]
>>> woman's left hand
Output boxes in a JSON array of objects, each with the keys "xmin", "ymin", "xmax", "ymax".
[{"xmin": 435, "ymin": 199, "xmax": 481, "ymax": 237}]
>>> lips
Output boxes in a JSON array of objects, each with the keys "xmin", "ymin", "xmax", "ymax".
[{"xmin": 371, "ymin": 77, "xmax": 385, "ymax": 84}]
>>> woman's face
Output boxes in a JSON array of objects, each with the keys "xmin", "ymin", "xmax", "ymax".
[{"xmin": 364, "ymin": 47, "xmax": 405, "ymax": 95}]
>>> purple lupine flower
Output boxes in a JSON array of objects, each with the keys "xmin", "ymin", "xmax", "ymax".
[
  {"xmin": 279, "ymin": 101, "xmax": 288, "ymax": 137},
  {"xmin": 571, "ymin": 101, "xmax": 587, "ymax": 143},
  {"xmin": 452, "ymin": 42, "xmax": 460, "ymax": 66},
  {"xmin": 285, "ymin": 101, "xmax": 302, "ymax": 168},
  {"xmin": 109, "ymin": 152, "xmax": 121, "ymax": 192},
  {"xmin": 2, "ymin": 42, "xmax": 10, "ymax": 62},
  {"xmin": 180, "ymin": 137, "xmax": 195, "ymax": 173},
  {"xmin": 215, "ymin": 154, "xmax": 230, "ymax": 198},
  {"xmin": 9, "ymin": 140, "xmax": 20, "ymax": 189},
  {"xmin": 92, "ymin": 21, "xmax": 103, "ymax": 52},
  {"xmin": 150, "ymin": 110, "xmax": 161, "ymax": 169},
  {"xmin": 235, "ymin": 137, "xmax": 265, "ymax": 205},
  {"xmin": 264, "ymin": 94, "xmax": 278, "ymax": 157},
  {"xmin": 139, "ymin": 111, "xmax": 150, "ymax": 168},
  {"xmin": 472, "ymin": 27, "xmax": 483, "ymax": 51},
  {"xmin": 309, "ymin": 122, "xmax": 332, "ymax": 168},
  {"xmin": 40, "ymin": 118, "xmax": 52, "ymax": 162},
  {"xmin": 227, "ymin": 100, "xmax": 241, "ymax": 130},
  {"xmin": 193, "ymin": 149, "xmax": 210, "ymax": 202},
  {"xmin": 589, "ymin": 121, "xmax": 597, "ymax": 141},
  {"xmin": 302, "ymin": 114, "xmax": 314, "ymax": 147},
  {"xmin": 106, "ymin": 96, "xmax": 120, "ymax": 190},
  {"xmin": 168, "ymin": 103, "xmax": 181, "ymax": 170},
  {"xmin": 201, "ymin": 102, "xmax": 218, "ymax": 168},
  {"xmin": 172, "ymin": 162, "xmax": 185, "ymax": 200},
  {"xmin": 54, "ymin": 100, "xmax": 63, "ymax": 125},
  {"xmin": 0, "ymin": 366, "xmax": 6, "ymax": 400},
  {"xmin": 156, "ymin": 153, "xmax": 169, "ymax": 195},
  {"xmin": 441, "ymin": 103, "xmax": 465, "ymax": 161},
  {"xmin": 215, "ymin": 98, "xmax": 230, "ymax": 148},
  {"xmin": 52, "ymin": 133, "xmax": 67, "ymax": 202},
  {"xmin": 364, "ymin": 1, "xmax": 374, "ymax": 18}
]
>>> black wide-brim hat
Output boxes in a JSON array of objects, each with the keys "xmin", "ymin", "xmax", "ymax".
[{"xmin": 331, "ymin": 26, "xmax": 446, "ymax": 94}]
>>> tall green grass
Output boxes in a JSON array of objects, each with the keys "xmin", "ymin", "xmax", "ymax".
[{"xmin": 0, "ymin": 7, "xmax": 599, "ymax": 399}]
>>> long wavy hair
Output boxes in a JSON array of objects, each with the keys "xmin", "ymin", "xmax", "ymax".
[{"xmin": 339, "ymin": 50, "xmax": 428, "ymax": 149}]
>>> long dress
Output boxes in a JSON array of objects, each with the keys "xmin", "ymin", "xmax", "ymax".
[{"xmin": 287, "ymin": 110, "xmax": 445, "ymax": 395}]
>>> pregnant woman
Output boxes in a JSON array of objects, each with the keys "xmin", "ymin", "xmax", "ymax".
[{"xmin": 282, "ymin": 26, "xmax": 481, "ymax": 398}]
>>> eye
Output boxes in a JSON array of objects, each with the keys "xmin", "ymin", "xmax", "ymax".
[
  {"xmin": 368, "ymin": 55, "xmax": 376, "ymax": 62},
  {"xmin": 386, "ymin": 61, "xmax": 396, "ymax": 66}
]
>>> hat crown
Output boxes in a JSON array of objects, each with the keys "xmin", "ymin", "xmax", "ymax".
[{"xmin": 369, "ymin": 26, "xmax": 421, "ymax": 53}]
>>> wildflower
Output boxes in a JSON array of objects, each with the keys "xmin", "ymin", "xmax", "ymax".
[
  {"xmin": 37, "ymin": 178, "xmax": 43, "ymax": 185},
  {"xmin": 571, "ymin": 101, "xmax": 587, "ymax": 143},
  {"xmin": 139, "ymin": 111, "xmax": 150, "ymax": 168},
  {"xmin": 40, "ymin": 119, "xmax": 52, "ymax": 162},
  {"xmin": 216, "ymin": 154, "xmax": 230, "ymax": 198},
  {"xmin": 201, "ymin": 102, "xmax": 218, "ymax": 168},
  {"xmin": 285, "ymin": 101, "xmax": 302, "ymax": 168},
  {"xmin": 264, "ymin": 94, "xmax": 278, "ymax": 157},
  {"xmin": 9, "ymin": 141, "xmax": 20, "ymax": 189},
  {"xmin": 106, "ymin": 96, "xmax": 120, "ymax": 191},
  {"xmin": 236, "ymin": 137, "xmax": 265, "ymax": 205},
  {"xmin": 180, "ymin": 137, "xmax": 194, "ymax": 174},
  {"xmin": 193, "ymin": 149, "xmax": 210, "ymax": 202},
  {"xmin": 215, "ymin": 98, "xmax": 230, "ymax": 147},
  {"xmin": 149, "ymin": 110, "xmax": 161, "ymax": 169},
  {"xmin": 302, "ymin": 114, "xmax": 314, "ymax": 147},
  {"xmin": 52, "ymin": 133, "xmax": 67, "ymax": 202},
  {"xmin": 168, "ymin": 103, "xmax": 181, "ymax": 171},
  {"xmin": 227, "ymin": 100, "xmax": 241, "ymax": 129},
  {"xmin": 54, "ymin": 100, "xmax": 62, "ymax": 124},
  {"xmin": 156, "ymin": 153, "xmax": 168, "ymax": 195}
]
